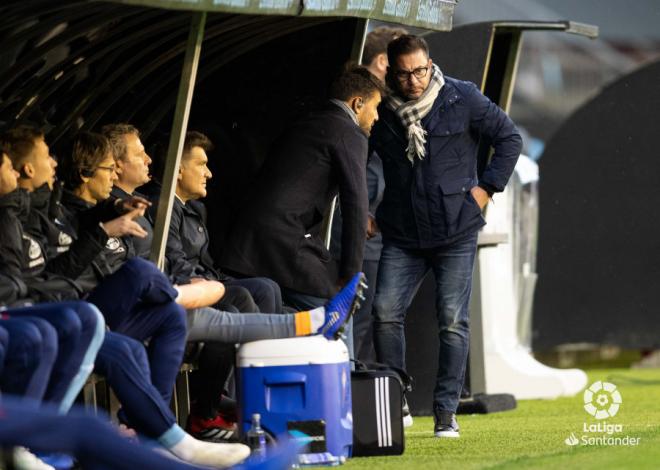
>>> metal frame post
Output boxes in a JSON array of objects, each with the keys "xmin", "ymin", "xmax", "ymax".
[{"xmin": 150, "ymin": 12, "xmax": 207, "ymax": 268}]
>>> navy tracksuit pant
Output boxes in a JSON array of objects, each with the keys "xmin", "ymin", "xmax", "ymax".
[
  {"xmin": 87, "ymin": 258, "xmax": 187, "ymax": 404},
  {"xmin": 4, "ymin": 301, "xmax": 105, "ymax": 412},
  {"xmin": 0, "ymin": 317, "xmax": 57, "ymax": 400},
  {"xmin": 95, "ymin": 331, "xmax": 181, "ymax": 443},
  {"xmin": 0, "ymin": 398, "xmax": 207, "ymax": 470}
]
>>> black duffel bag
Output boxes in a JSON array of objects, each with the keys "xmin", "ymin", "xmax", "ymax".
[{"xmin": 351, "ymin": 361, "xmax": 411, "ymax": 457}]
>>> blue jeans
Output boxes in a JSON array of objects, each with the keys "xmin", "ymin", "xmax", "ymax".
[{"xmin": 373, "ymin": 231, "xmax": 478, "ymax": 413}]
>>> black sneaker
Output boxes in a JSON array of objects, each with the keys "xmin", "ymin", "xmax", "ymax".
[{"xmin": 434, "ymin": 410, "xmax": 460, "ymax": 438}]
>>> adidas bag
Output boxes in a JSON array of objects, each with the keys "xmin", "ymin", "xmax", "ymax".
[{"xmin": 351, "ymin": 363, "xmax": 406, "ymax": 456}]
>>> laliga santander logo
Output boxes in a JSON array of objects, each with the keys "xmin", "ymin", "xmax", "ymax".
[{"xmin": 583, "ymin": 381, "xmax": 622, "ymax": 420}]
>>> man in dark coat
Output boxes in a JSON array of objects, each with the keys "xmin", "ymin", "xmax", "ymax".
[
  {"xmin": 369, "ymin": 35, "xmax": 523, "ymax": 438},
  {"xmin": 221, "ymin": 66, "xmax": 385, "ymax": 310}
]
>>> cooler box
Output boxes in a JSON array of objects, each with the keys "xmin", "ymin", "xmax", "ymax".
[{"xmin": 237, "ymin": 336, "xmax": 353, "ymax": 461}]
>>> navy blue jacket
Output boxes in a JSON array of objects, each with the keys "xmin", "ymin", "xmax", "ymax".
[{"xmin": 370, "ymin": 77, "xmax": 523, "ymax": 249}]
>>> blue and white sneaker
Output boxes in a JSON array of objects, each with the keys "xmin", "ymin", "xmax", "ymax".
[{"xmin": 319, "ymin": 273, "xmax": 367, "ymax": 340}]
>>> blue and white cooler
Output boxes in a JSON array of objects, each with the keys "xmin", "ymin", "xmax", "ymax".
[{"xmin": 237, "ymin": 336, "xmax": 353, "ymax": 464}]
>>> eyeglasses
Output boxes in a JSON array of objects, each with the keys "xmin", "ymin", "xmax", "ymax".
[
  {"xmin": 393, "ymin": 66, "xmax": 429, "ymax": 82},
  {"xmin": 96, "ymin": 165, "xmax": 116, "ymax": 173}
]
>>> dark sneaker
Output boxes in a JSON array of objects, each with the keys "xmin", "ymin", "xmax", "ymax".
[
  {"xmin": 402, "ymin": 397, "xmax": 413, "ymax": 427},
  {"xmin": 187, "ymin": 413, "xmax": 238, "ymax": 442},
  {"xmin": 319, "ymin": 272, "xmax": 367, "ymax": 340},
  {"xmin": 434, "ymin": 410, "xmax": 460, "ymax": 438}
]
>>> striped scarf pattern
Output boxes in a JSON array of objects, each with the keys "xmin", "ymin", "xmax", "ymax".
[{"xmin": 385, "ymin": 64, "xmax": 445, "ymax": 163}]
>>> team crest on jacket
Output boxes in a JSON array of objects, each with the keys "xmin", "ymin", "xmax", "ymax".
[
  {"xmin": 58, "ymin": 231, "xmax": 72, "ymax": 247},
  {"xmin": 106, "ymin": 237, "xmax": 125, "ymax": 253},
  {"xmin": 23, "ymin": 234, "xmax": 45, "ymax": 268}
]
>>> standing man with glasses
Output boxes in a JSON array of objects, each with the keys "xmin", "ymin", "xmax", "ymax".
[{"xmin": 370, "ymin": 35, "xmax": 522, "ymax": 438}]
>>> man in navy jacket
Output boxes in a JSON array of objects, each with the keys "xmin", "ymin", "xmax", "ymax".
[{"xmin": 369, "ymin": 35, "xmax": 522, "ymax": 438}]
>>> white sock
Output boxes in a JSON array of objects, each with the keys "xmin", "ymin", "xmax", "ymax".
[
  {"xmin": 169, "ymin": 433, "xmax": 250, "ymax": 468},
  {"xmin": 309, "ymin": 306, "xmax": 326, "ymax": 332}
]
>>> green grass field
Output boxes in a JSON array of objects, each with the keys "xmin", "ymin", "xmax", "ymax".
[{"xmin": 346, "ymin": 369, "xmax": 660, "ymax": 470}]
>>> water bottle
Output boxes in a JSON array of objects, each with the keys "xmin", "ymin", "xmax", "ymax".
[{"xmin": 246, "ymin": 413, "xmax": 267, "ymax": 460}]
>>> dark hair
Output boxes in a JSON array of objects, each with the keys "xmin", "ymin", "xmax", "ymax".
[
  {"xmin": 101, "ymin": 123, "xmax": 140, "ymax": 161},
  {"xmin": 387, "ymin": 34, "xmax": 430, "ymax": 67},
  {"xmin": 328, "ymin": 65, "xmax": 387, "ymax": 102},
  {"xmin": 60, "ymin": 131, "xmax": 111, "ymax": 190},
  {"xmin": 362, "ymin": 26, "xmax": 409, "ymax": 66},
  {"xmin": 183, "ymin": 131, "xmax": 213, "ymax": 158},
  {"xmin": 0, "ymin": 125, "xmax": 45, "ymax": 170}
]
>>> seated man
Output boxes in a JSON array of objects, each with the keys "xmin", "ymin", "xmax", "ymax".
[
  {"xmin": 20, "ymin": 126, "xmax": 365, "ymax": 441},
  {"xmin": 0, "ymin": 143, "xmax": 103, "ymax": 411},
  {"xmin": 161, "ymin": 131, "xmax": 281, "ymax": 313},
  {"xmin": 54, "ymin": 131, "xmax": 188, "ymax": 405},
  {"xmin": 0, "ymin": 143, "xmax": 251, "ymax": 468}
]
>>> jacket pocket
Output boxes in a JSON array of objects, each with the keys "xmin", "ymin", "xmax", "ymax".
[
  {"xmin": 428, "ymin": 120, "xmax": 467, "ymax": 165},
  {"xmin": 298, "ymin": 233, "xmax": 331, "ymax": 264},
  {"xmin": 439, "ymin": 176, "xmax": 474, "ymax": 234}
]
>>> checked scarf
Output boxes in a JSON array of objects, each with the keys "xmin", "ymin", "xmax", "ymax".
[{"xmin": 385, "ymin": 64, "xmax": 445, "ymax": 163}]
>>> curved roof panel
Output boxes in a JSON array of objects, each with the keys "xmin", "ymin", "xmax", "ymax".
[{"xmin": 107, "ymin": 0, "xmax": 456, "ymax": 30}]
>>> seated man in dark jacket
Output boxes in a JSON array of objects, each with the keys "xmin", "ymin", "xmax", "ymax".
[
  {"xmin": 165, "ymin": 131, "xmax": 283, "ymax": 314},
  {"xmin": 55, "ymin": 131, "xmax": 188, "ymax": 406},
  {"xmin": 0, "ymin": 135, "xmax": 252, "ymax": 468}
]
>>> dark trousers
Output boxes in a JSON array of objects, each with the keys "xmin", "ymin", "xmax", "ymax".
[
  {"xmin": 192, "ymin": 289, "xmax": 248, "ymax": 417},
  {"xmin": 87, "ymin": 258, "xmax": 187, "ymax": 404},
  {"xmin": 5, "ymin": 301, "xmax": 105, "ymax": 411},
  {"xmin": 191, "ymin": 280, "xmax": 282, "ymax": 416},
  {"xmin": 373, "ymin": 231, "xmax": 478, "ymax": 413},
  {"xmin": 94, "ymin": 332, "xmax": 178, "ymax": 440},
  {"xmin": 0, "ymin": 325, "xmax": 7, "ymax": 375},
  {"xmin": 0, "ymin": 398, "xmax": 207, "ymax": 470},
  {"xmin": 0, "ymin": 317, "xmax": 57, "ymax": 400},
  {"xmin": 353, "ymin": 259, "xmax": 379, "ymax": 363},
  {"xmin": 225, "ymin": 277, "xmax": 282, "ymax": 313}
]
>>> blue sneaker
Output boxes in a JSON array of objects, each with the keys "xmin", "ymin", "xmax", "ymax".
[{"xmin": 319, "ymin": 272, "xmax": 367, "ymax": 340}]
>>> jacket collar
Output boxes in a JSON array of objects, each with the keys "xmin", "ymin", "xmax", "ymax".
[
  {"xmin": 0, "ymin": 188, "xmax": 31, "ymax": 223},
  {"xmin": 29, "ymin": 183, "xmax": 52, "ymax": 214},
  {"xmin": 422, "ymin": 78, "xmax": 461, "ymax": 132},
  {"xmin": 61, "ymin": 189, "xmax": 94, "ymax": 213},
  {"xmin": 380, "ymin": 78, "xmax": 461, "ymax": 138}
]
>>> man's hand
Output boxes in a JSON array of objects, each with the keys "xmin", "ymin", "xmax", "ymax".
[
  {"xmin": 100, "ymin": 207, "xmax": 148, "ymax": 238},
  {"xmin": 366, "ymin": 215, "xmax": 379, "ymax": 239},
  {"xmin": 116, "ymin": 196, "xmax": 151, "ymax": 214},
  {"xmin": 470, "ymin": 186, "xmax": 490, "ymax": 210}
]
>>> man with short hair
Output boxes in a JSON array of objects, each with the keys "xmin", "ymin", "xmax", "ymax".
[
  {"xmin": 165, "ymin": 131, "xmax": 283, "ymax": 314},
  {"xmin": 105, "ymin": 124, "xmax": 365, "ymax": 441},
  {"xmin": 222, "ymin": 65, "xmax": 385, "ymax": 313},
  {"xmin": 330, "ymin": 26, "xmax": 408, "ymax": 369},
  {"xmin": 370, "ymin": 35, "xmax": 523, "ymax": 438},
  {"xmin": 362, "ymin": 26, "xmax": 409, "ymax": 82}
]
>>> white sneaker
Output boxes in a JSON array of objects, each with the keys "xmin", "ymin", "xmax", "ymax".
[
  {"xmin": 402, "ymin": 397, "xmax": 413, "ymax": 427},
  {"xmin": 13, "ymin": 448, "xmax": 55, "ymax": 470}
]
